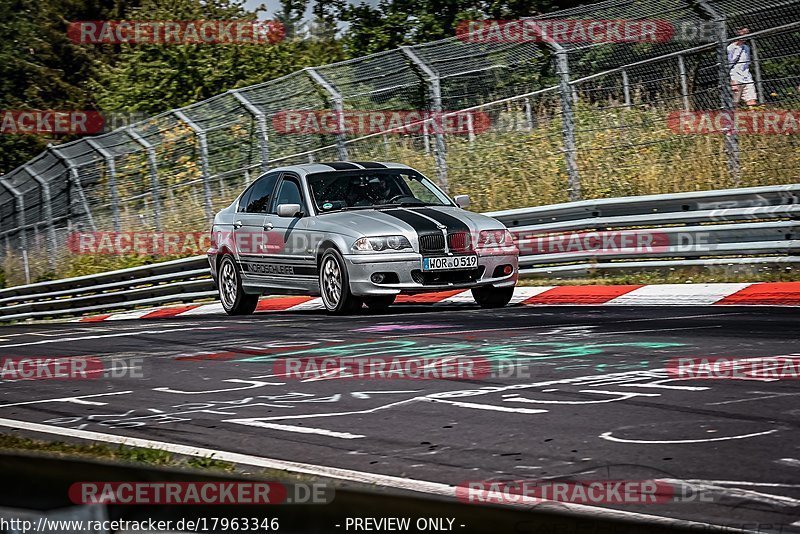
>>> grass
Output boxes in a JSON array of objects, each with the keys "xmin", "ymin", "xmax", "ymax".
[{"xmin": 0, "ymin": 433, "xmax": 236, "ymax": 472}]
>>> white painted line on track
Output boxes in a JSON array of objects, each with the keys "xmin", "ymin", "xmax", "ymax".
[
  {"xmin": 0, "ymin": 391, "xmax": 132, "ymax": 409},
  {"xmin": 225, "ymin": 420, "xmax": 365, "ymax": 439},
  {"xmin": 426, "ymin": 398, "xmax": 547, "ymax": 414},
  {"xmin": 0, "ymin": 416, "xmax": 737, "ymax": 531},
  {"xmin": 0, "ymin": 326, "xmax": 225, "ymax": 348},
  {"xmin": 599, "ymin": 428, "xmax": 780, "ymax": 444}
]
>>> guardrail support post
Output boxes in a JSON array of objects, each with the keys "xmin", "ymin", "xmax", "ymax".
[
  {"xmin": 126, "ymin": 127, "xmax": 162, "ymax": 231},
  {"xmin": 677, "ymin": 54, "xmax": 691, "ymax": 111},
  {"xmin": 401, "ymin": 46, "xmax": 448, "ymax": 192},
  {"xmin": 25, "ymin": 165, "xmax": 57, "ymax": 269},
  {"xmin": 86, "ymin": 139, "xmax": 121, "ymax": 232},
  {"xmin": 306, "ymin": 68, "xmax": 349, "ymax": 161},
  {"xmin": 173, "ymin": 110, "xmax": 214, "ymax": 223},
  {"xmin": 232, "ymin": 90, "xmax": 271, "ymax": 174},
  {"xmin": 49, "ymin": 146, "xmax": 97, "ymax": 232},
  {"xmin": 750, "ymin": 37, "xmax": 765, "ymax": 104},
  {"xmin": 0, "ymin": 175, "xmax": 30, "ymax": 284}
]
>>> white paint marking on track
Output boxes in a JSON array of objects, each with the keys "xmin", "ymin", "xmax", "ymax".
[
  {"xmin": 285, "ymin": 298, "xmax": 325, "ymax": 311},
  {"xmin": 179, "ymin": 302, "xmax": 226, "ymax": 316},
  {"xmin": 605, "ymin": 283, "xmax": 751, "ymax": 306},
  {"xmin": 224, "ymin": 419, "xmax": 364, "ymax": 439},
  {"xmin": 0, "ymin": 326, "xmax": 225, "ymax": 348},
  {"xmin": 0, "ymin": 416, "xmax": 728, "ymax": 531},
  {"xmin": 0, "ymin": 391, "xmax": 132, "ymax": 409},
  {"xmin": 426, "ymin": 398, "xmax": 547, "ymax": 414},
  {"xmin": 599, "ymin": 428, "xmax": 780, "ymax": 444},
  {"xmin": 104, "ymin": 308, "xmax": 160, "ymax": 321}
]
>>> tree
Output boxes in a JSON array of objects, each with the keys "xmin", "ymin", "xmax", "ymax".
[{"xmin": 90, "ymin": 0, "xmax": 345, "ymax": 114}]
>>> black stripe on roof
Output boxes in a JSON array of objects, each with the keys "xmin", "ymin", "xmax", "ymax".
[
  {"xmin": 351, "ymin": 161, "xmax": 387, "ymax": 169},
  {"xmin": 320, "ymin": 162, "xmax": 360, "ymax": 170}
]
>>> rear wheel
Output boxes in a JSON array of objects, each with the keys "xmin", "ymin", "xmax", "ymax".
[
  {"xmin": 364, "ymin": 295, "xmax": 396, "ymax": 312},
  {"xmin": 219, "ymin": 255, "xmax": 259, "ymax": 315},
  {"xmin": 471, "ymin": 285, "xmax": 514, "ymax": 309},
  {"xmin": 319, "ymin": 249, "xmax": 362, "ymax": 314}
]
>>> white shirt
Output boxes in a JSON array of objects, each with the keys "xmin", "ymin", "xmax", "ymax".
[{"xmin": 727, "ymin": 42, "xmax": 753, "ymax": 84}]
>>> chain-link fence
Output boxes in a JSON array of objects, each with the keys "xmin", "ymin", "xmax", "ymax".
[{"xmin": 1, "ymin": 0, "xmax": 799, "ymax": 286}]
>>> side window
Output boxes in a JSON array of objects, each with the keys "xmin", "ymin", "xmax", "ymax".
[
  {"xmin": 271, "ymin": 177, "xmax": 304, "ymax": 213},
  {"xmin": 243, "ymin": 173, "xmax": 280, "ymax": 213}
]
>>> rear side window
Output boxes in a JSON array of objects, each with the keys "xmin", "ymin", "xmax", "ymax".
[{"xmin": 242, "ymin": 173, "xmax": 279, "ymax": 213}]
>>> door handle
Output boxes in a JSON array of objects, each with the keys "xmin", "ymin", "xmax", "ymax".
[
  {"xmin": 233, "ymin": 220, "xmax": 243, "ymax": 229},
  {"xmin": 263, "ymin": 222, "xmax": 273, "ymax": 230}
]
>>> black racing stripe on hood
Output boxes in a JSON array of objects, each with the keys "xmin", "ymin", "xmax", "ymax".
[
  {"xmin": 382, "ymin": 209, "xmax": 442, "ymax": 234},
  {"xmin": 351, "ymin": 161, "xmax": 386, "ymax": 169},
  {"xmin": 412, "ymin": 208, "xmax": 470, "ymax": 233},
  {"xmin": 320, "ymin": 162, "xmax": 360, "ymax": 170}
]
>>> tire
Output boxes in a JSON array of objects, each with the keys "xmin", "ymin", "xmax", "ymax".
[
  {"xmin": 218, "ymin": 255, "xmax": 259, "ymax": 315},
  {"xmin": 319, "ymin": 249, "xmax": 362, "ymax": 314},
  {"xmin": 364, "ymin": 295, "xmax": 396, "ymax": 312},
  {"xmin": 471, "ymin": 285, "xmax": 515, "ymax": 309}
]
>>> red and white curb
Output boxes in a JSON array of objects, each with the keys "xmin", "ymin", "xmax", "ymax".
[{"xmin": 77, "ymin": 282, "xmax": 800, "ymax": 322}]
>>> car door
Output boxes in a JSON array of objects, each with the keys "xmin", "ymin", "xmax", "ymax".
[
  {"xmin": 265, "ymin": 173, "xmax": 318, "ymax": 291},
  {"xmin": 233, "ymin": 172, "xmax": 280, "ymax": 284}
]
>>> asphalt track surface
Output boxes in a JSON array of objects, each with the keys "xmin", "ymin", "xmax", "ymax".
[{"xmin": 0, "ymin": 304, "xmax": 798, "ymax": 531}]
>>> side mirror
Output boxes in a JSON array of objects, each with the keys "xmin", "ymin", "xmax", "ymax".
[
  {"xmin": 276, "ymin": 203, "xmax": 302, "ymax": 217},
  {"xmin": 454, "ymin": 194, "xmax": 470, "ymax": 208}
]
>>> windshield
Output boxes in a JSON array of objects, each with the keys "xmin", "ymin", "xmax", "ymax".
[{"xmin": 306, "ymin": 169, "xmax": 452, "ymax": 212}]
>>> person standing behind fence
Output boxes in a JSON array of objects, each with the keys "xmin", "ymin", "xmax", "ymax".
[{"xmin": 727, "ymin": 27, "xmax": 757, "ymax": 106}]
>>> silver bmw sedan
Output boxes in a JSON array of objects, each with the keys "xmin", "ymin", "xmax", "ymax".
[{"xmin": 208, "ymin": 161, "xmax": 519, "ymax": 314}]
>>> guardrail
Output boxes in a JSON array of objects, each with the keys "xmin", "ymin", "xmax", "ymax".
[
  {"xmin": 1, "ymin": 184, "xmax": 797, "ymax": 322},
  {"xmin": 488, "ymin": 183, "xmax": 800, "ymax": 277}
]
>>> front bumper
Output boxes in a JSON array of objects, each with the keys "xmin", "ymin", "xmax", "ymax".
[{"xmin": 344, "ymin": 251, "xmax": 518, "ymax": 296}]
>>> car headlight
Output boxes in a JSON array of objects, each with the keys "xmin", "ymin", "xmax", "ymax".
[
  {"xmin": 353, "ymin": 236, "xmax": 412, "ymax": 252},
  {"xmin": 477, "ymin": 229, "xmax": 515, "ymax": 249}
]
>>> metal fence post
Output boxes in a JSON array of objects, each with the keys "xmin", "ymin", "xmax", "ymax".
[
  {"xmin": 556, "ymin": 49, "xmax": 581, "ymax": 201},
  {"xmin": 677, "ymin": 54, "xmax": 691, "ymax": 111},
  {"xmin": 49, "ymin": 146, "xmax": 97, "ymax": 232},
  {"xmin": 0, "ymin": 176, "xmax": 30, "ymax": 284},
  {"xmin": 25, "ymin": 165, "xmax": 57, "ymax": 269},
  {"xmin": 401, "ymin": 46, "xmax": 448, "ymax": 192},
  {"xmin": 306, "ymin": 67, "xmax": 349, "ymax": 161},
  {"xmin": 173, "ymin": 110, "xmax": 214, "ymax": 223},
  {"xmin": 232, "ymin": 90, "xmax": 271, "ymax": 174},
  {"xmin": 698, "ymin": 1, "xmax": 740, "ymax": 184},
  {"xmin": 126, "ymin": 127, "xmax": 162, "ymax": 231},
  {"xmin": 621, "ymin": 68, "xmax": 632, "ymax": 108},
  {"xmin": 750, "ymin": 38, "xmax": 765, "ymax": 104},
  {"xmin": 86, "ymin": 139, "xmax": 121, "ymax": 232}
]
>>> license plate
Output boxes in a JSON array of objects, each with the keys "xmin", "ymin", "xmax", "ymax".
[{"xmin": 422, "ymin": 255, "xmax": 478, "ymax": 271}]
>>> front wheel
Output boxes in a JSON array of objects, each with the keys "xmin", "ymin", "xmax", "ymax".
[
  {"xmin": 218, "ymin": 255, "xmax": 259, "ymax": 315},
  {"xmin": 319, "ymin": 249, "xmax": 362, "ymax": 314},
  {"xmin": 471, "ymin": 285, "xmax": 514, "ymax": 309}
]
